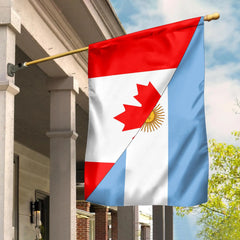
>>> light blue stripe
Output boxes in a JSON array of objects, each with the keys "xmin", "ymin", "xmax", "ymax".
[
  {"xmin": 168, "ymin": 17, "xmax": 209, "ymax": 206},
  {"xmin": 87, "ymin": 151, "xmax": 126, "ymax": 206}
]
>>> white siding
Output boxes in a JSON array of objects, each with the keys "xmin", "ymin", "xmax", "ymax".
[{"xmin": 15, "ymin": 142, "xmax": 49, "ymax": 240}]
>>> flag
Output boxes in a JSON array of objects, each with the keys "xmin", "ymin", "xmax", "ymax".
[{"xmin": 85, "ymin": 17, "xmax": 209, "ymax": 207}]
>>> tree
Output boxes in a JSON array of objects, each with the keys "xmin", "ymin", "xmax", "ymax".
[{"xmin": 176, "ymin": 131, "xmax": 240, "ymax": 239}]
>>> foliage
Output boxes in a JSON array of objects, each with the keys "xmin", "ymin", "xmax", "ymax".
[
  {"xmin": 176, "ymin": 132, "xmax": 240, "ymax": 240},
  {"xmin": 232, "ymin": 130, "xmax": 240, "ymax": 140},
  {"xmin": 234, "ymin": 97, "xmax": 240, "ymax": 114}
]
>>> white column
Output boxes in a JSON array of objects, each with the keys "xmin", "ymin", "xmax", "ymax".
[
  {"xmin": 47, "ymin": 77, "xmax": 79, "ymax": 240},
  {"xmin": 153, "ymin": 205, "xmax": 164, "ymax": 240},
  {"xmin": 118, "ymin": 206, "xmax": 139, "ymax": 240},
  {"xmin": 0, "ymin": 2, "xmax": 20, "ymax": 240},
  {"xmin": 165, "ymin": 206, "xmax": 173, "ymax": 240},
  {"xmin": 153, "ymin": 206, "xmax": 173, "ymax": 240}
]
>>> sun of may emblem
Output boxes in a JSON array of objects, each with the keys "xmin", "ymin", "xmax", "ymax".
[
  {"xmin": 114, "ymin": 82, "xmax": 165, "ymax": 133},
  {"xmin": 141, "ymin": 104, "xmax": 165, "ymax": 132}
]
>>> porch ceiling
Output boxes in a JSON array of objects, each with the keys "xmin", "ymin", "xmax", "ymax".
[
  {"xmin": 53, "ymin": 0, "xmax": 105, "ymax": 45},
  {"xmin": 15, "ymin": 47, "xmax": 88, "ymax": 163},
  {"xmin": 53, "ymin": 0, "xmax": 125, "ymax": 44},
  {"xmin": 14, "ymin": 0, "xmax": 124, "ymax": 169},
  {"xmin": 14, "ymin": 0, "xmax": 125, "ymax": 112}
]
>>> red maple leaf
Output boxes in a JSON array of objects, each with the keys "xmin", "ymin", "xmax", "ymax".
[{"xmin": 114, "ymin": 82, "xmax": 161, "ymax": 131}]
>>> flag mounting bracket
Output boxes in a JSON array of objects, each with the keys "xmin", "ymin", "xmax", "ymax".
[
  {"xmin": 7, "ymin": 13, "xmax": 219, "ymax": 77},
  {"xmin": 7, "ymin": 63, "xmax": 27, "ymax": 77}
]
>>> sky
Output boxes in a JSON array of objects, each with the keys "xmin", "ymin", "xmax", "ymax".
[
  {"xmin": 110, "ymin": 0, "xmax": 240, "ymax": 145},
  {"xmin": 109, "ymin": 0, "xmax": 240, "ymax": 239}
]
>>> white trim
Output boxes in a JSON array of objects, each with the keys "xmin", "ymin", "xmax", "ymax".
[
  {"xmin": 0, "ymin": 7, "xmax": 21, "ymax": 33},
  {"xmin": 76, "ymin": 183, "xmax": 84, "ymax": 188},
  {"xmin": 76, "ymin": 209, "xmax": 95, "ymax": 218},
  {"xmin": 29, "ymin": 0, "xmax": 88, "ymax": 72},
  {"xmin": 0, "ymin": 81, "xmax": 20, "ymax": 95},
  {"xmin": 46, "ymin": 131, "xmax": 78, "ymax": 140},
  {"xmin": 88, "ymin": 0, "xmax": 126, "ymax": 38}
]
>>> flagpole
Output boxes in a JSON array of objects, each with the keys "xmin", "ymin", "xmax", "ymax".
[
  {"xmin": 7, "ymin": 46, "xmax": 89, "ymax": 77},
  {"xmin": 25, "ymin": 46, "xmax": 89, "ymax": 67},
  {"xmin": 7, "ymin": 12, "xmax": 220, "ymax": 77}
]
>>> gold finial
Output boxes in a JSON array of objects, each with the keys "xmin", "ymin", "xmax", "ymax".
[{"xmin": 204, "ymin": 12, "xmax": 220, "ymax": 21}]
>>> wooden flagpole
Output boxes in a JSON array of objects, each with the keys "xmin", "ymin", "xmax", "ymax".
[
  {"xmin": 7, "ymin": 13, "xmax": 220, "ymax": 77},
  {"xmin": 25, "ymin": 46, "xmax": 89, "ymax": 67}
]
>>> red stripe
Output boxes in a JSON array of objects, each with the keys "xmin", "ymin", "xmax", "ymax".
[
  {"xmin": 84, "ymin": 162, "xmax": 114, "ymax": 200},
  {"xmin": 88, "ymin": 17, "xmax": 200, "ymax": 78}
]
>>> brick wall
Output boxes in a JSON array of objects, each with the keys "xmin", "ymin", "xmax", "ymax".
[
  {"xmin": 95, "ymin": 206, "xmax": 108, "ymax": 240},
  {"xmin": 111, "ymin": 211, "xmax": 118, "ymax": 240},
  {"xmin": 76, "ymin": 201, "xmax": 90, "ymax": 240}
]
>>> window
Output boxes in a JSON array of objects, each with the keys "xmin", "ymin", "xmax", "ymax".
[
  {"xmin": 13, "ymin": 154, "xmax": 19, "ymax": 240},
  {"xmin": 35, "ymin": 190, "xmax": 49, "ymax": 240}
]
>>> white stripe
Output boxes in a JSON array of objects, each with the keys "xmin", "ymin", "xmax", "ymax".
[
  {"xmin": 124, "ymin": 89, "xmax": 168, "ymax": 205},
  {"xmin": 86, "ymin": 69, "xmax": 175, "ymax": 164}
]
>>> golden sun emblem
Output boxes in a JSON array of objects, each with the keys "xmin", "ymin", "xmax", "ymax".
[{"xmin": 141, "ymin": 104, "xmax": 165, "ymax": 132}]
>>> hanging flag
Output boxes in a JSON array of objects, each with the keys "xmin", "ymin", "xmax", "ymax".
[{"xmin": 85, "ymin": 16, "xmax": 209, "ymax": 207}]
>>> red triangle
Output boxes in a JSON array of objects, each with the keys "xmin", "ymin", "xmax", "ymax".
[{"xmin": 84, "ymin": 162, "xmax": 114, "ymax": 200}]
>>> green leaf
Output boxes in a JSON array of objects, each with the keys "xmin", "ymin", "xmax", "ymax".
[{"xmin": 176, "ymin": 132, "xmax": 240, "ymax": 239}]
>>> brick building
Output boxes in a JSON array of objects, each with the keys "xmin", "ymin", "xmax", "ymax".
[
  {"xmin": 0, "ymin": 0, "xmax": 173, "ymax": 239},
  {"xmin": 0, "ymin": 0, "xmax": 125, "ymax": 239}
]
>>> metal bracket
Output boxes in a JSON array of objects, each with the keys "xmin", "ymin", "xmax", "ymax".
[{"xmin": 7, "ymin": 63, "xmax": 26, "ymax": 77}]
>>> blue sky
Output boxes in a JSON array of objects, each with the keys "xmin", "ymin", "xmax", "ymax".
[
  {"xmin": 110, "ymin": 0, "xmax": 240, "ymax": 145},
  {"xmin": 109, "ymin": 0, "xmax": 240, "ymax": 239}
]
